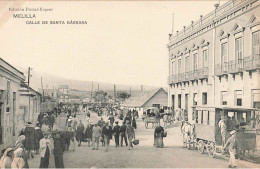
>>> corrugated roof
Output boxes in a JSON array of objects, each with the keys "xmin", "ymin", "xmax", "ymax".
[{"xmin": 122, "ymin": 88, "xmax": 167, "ymax": 107}]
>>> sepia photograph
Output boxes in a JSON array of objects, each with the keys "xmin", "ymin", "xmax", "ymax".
[{"xmin": 0, "ymin": 0, "xmax": 259, "ymax": 168}]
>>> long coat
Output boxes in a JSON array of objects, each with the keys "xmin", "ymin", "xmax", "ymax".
[
  {"xmin": 76, "ymin": 123, "xmax": 85, "ymax": 142},
  {"xmin": 24, "ymin": 126, "xmax": 37, "ymax": 151}
]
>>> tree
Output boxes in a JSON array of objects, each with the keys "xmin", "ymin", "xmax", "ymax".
[
  {"xmin": 116, "ymin": 92, "xmax": 131, "ymax": 101},
  {"xmin": 93, "ymin": 90, "xmax": 108, "ymax": 102}
]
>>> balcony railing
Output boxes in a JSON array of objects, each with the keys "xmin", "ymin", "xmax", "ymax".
[
  {"xmin": 244, "ymin": 54, "xmax": 260, "ymax": 71},
  {"xmin": 197, "ymin": 67, "xmax": 209, "ymax": 79},
  {"xmin": 215, "ymin": 62, "xmax": 228, "ymax": 76},
  {"xmin": 228, "ymin": 59, "xmax": 244, "ymax": 74},
  {"xmin": 168, "ymin": 68, "xmax": 209, "ymax": 84}
]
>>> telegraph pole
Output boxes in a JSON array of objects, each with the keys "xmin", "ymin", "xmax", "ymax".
[
  {"xmin": 41, "ymin": 77, "xmax": 44, "ymax": 101},
  {"xmin": 91, "ymin": 82, "xmax": 93, "ymax": 101},
  {"xmin": 114, "ymin": 84, "xmax": 116, "ymax": 103}
]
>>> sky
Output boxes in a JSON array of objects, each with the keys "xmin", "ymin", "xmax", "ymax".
[{"xmin": 0, "ymin": 1, "xmax": 221, "ymax": 87}]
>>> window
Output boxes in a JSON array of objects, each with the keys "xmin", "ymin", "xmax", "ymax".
[
  {"xmin": 171, "ymin": 61, "xmax": 175, "ymax": 75},
  {"xmin": 203, "ymin": 50, "xmax": 208, "ymax": 68},
  {"xmin": 252, "ymin": 89, "xmax": 260, "ymax": 109},
  {"xmin": 235, "ymin": 37, "xmax": 243, "ymax": 61},
  {"xmin": 193, "ymin": 93, "xmax": 198, "ymax": 105},
  {"xmin": 235, "ymin": 90, "xmax": 242, "ymax": 106},
  {"xmin": 178, "ymin": 94, "xmax": 181, "ymax": 108},
  {"xmin": 221, "ymin": 43, "xmax": 228, "ymax": 63},
  {"xmin": 221, "ymin": 91, "xmax": 228, "ymax": 105},
  {"xmin": 252, "ymin": 31, "xmax": 260, "ymax": 55},
  {"xmin": 193, "ymin": 53, "xmax": 198, "ymax": 70},
  {"xmin": 202, "ymin": 92, "xmax": 207, "ymax": 105},
  {"xmin": 185, "ymin": 56, "xmax": 190, "ymax": 72},
  {"xmin": 178, "ymin": 59, "xmax": 182, "ymax": 74}
]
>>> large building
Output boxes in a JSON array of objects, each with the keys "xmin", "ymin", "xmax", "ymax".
[{"xmin": 167, "ymin": 0, "xmax": 260, "ymax": 120}]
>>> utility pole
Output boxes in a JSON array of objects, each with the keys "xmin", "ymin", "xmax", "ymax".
[
  {"xmin": 27, "ymin": 67, "xmax": 32, "ymax": 121},
  {"xmin": 41, "ymin": 77, "xmax": 44, "ymax": 101},
  {"xmin": 114, "ymin": 84, "xmax": 116, "ymax": 103},
  {"xmin": 91, "ymin": 82, "xmax": 93, "ymax": 102}
]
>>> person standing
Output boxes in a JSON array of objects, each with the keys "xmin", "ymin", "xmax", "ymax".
[
  {"xmin": 120, "ymin": 122, "xmax": 128, "ymax": 147},
  {"xmin": 113, "ymin": 121, "xmax": 120, "ymax": 147},
  {"xmin": 39, "ymin": 133, "xmax": 51, "ymax": 168},
  {"xmin": 24, "ymin": 122, "xmax": 36, "ymax": 159},
  {"xmin": 76, "ymin": 120, "xmax": 85, "ymax": 147},
  {"xmin": 52, "ymin": 130, "xmax": 65, "ymax": 168},
  {"xmin": 102, "ymin": 122, "xmax": 113, "ymax": 152},
  {"xmin": 108, "ymin": 114, "xmax": 115, "ymax": 127},
  {"xmin": 154, "ymin": 125, "xmax": 164, "ymax": 148},
  {"xmin": 126, "ymin": 122, "xmax": 135, "ymax": 150},
  {"xmin": 163, "ymin": 113, "xmax": 168, "ymax": 128},
  {"xmin": 219, "ymin": 116, "xmax": 227, "ymax": 147},
  {"xmin": 85, "ymin": 123, "xmax": 93, "ymax": 147},
  {"xmin": 35, "ymin": 123, "xmax": 44, "ymax": 155},
  {"xmin": 92, "ymin": 123, "xmax": 102, "ymax": 150},
  {"xmin": 223, "ymin": 130, "xmax": 238, "ymax": 168}
]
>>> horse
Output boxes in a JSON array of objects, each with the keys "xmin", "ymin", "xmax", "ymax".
[{"xmin": 181, "ymin": 121, "xmax": 196, "ymax": 148}]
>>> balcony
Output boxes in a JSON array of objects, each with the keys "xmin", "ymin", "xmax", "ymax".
[
  {"xmin": 228, "ymin": 59, "xmax": 244, "ymax": 74},
  {"xmin": 215, "ymin": 62, "xmax": 228, "ymax": 76},
  {"xmin": 168, "ymin": 75, "xmax": 178, "ymax": 84},
  {"xmin": 197, "ymin": 67, "xmax": 209, "ymax": 79},
  {"xmin": 244, "ymin": 54, "xmax": 260, "ymax": 71}
]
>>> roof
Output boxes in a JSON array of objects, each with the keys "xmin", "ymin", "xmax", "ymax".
[
  {"xmin": 20, "ymin": 83, "xmax": 42, "ymax": 96},
  {"xmin": 122, "ymin": 88, "xmax": 167, "ymax": 108}
]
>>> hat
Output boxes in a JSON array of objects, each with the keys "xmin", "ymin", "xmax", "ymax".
[{"xmin": 230, "ymin": 130, "xmax": 236, "ymax": 135}]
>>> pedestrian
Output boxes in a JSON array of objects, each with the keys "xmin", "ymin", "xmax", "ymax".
[
  {"xmin": 108, "ymin": 114, "xmax": 115, "ymax": 127},
  {"xmin": 102, "ymin": 121, "xmax": 113, "ymax": 152},
  {"xmin": 14, "ymin": 135, "xmax": 29, "ymax": 169},
  {"xmin": 24, "ymin": 122, "xmax": 36, "ymax": 159},
  {"xmin": 223, "ymin": 130, "xmax": 238, "ymax": 168},
  {"xmin": 39, "ymin": 133, "xmax": 51, "ymax": 168},
  {"xmin": 35, "ymin": 123, "xmax": 44, "ymax": 155},
  {"xmin": 38, "ymin": 112, "xmax": 44, "ymax": 127},
  {"xmin": 120, "ymin": 122, "xmax": 128, "ymax": 147},
  {"xmin": 0, "ymin": 148, "xmax": 14, "ymax": 169},
  {"xmin": 85, "ymin": 123, "xmax": 93, "ymax": 147},
  {"xmin": 154, "ymin": 125, "xmax": 164, "ymax": 148},
  {"xmin": 92, "ymin": 123, "xmax": 102, "ymax": 150},
  {"xmin": 52, "ymin": 130, "xmax": 65, "ymax": 168},
  {"xmin": 113, "ymin": 121, "xmax": 120, "ymax": 147},
  {"xmin": 219, "ymin": 116, "xmax": 227, "ymax": 147},
  {"xmin": 76, "ymin": 120, "xmax": 85, "ymax": 147},
  {"xmin": 163, "ymin": 113, "xmax": 168, "ymax": 127},
  {"xmin": 11, "ymin": 148, "xmax": 25, "ymax": 169},
  {"xmin": 126, "ymin": 121, "xmax": 135, "ymax": 150}
]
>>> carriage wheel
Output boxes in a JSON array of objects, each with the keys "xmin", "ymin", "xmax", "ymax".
[
  {"xmin": 197, "ymin": 140, "xmax": 204, "ymax": 154},
  {"xmin": 207, "ymin": 142, "xmax": 215, "ymax": 158}
]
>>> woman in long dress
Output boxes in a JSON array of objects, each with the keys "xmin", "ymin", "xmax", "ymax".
[{"xmin": 154, "ymin": 125, "xmax": 164, "ymax": 148}]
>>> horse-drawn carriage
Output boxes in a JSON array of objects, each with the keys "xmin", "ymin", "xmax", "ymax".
[
  {"xmin": 143, "ymin": 107, "xmax": 160, "ymax": 129},
  {"xmin": 187, "ymin": 106, "xmax": 259, "ymax": 159}
]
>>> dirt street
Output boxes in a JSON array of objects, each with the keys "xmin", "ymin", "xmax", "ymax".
[{"xmin": 28, "ymin": 111, "xmax": 259, "ymax": 168}]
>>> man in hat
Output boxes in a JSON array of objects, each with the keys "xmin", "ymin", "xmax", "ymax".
[
  {"xmin": 102, "ymin": 121, "xmax": 113, "ymax": 152},
  {"xmin": 24, "ymin": 122, "xmax": 37, "ymax": 159},
  {"xmin": 92, "ymin": 122, "xmax": 102, "ymax": 150},
  {"xmin": 219, "ymin": 116, "xmax": 227, "ymax": 147},
  {"xmin": 76, "ymin": 120, "xmax": 85, "ymax": 147},
  {"xmin": 223, "ymin": 130, "xmax": 238, "ymax": 168},
  {"xmin": 120, "ymin": 122, "xmax": 128, "ymax": 147},
  {"xmin": 113, "ymin": 121, "xmax": 120, "ymax": 147},
  {"xmin": 52, "ymin": 130, "xmax": 65, "ymax": 168},
  {"xmin": 39, "ymin": 132, "xmax": 51, "ymax": 168}
]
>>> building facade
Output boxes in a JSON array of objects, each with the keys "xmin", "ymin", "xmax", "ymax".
[
  {"xmin": 167, "ymin": 0, "xmax": 260, "ymax": 121},
  {"xmin": 0, "ymin": 58, "xmax": 25, "ymax": 148}
]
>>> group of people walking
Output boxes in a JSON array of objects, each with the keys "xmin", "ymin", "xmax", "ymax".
[{"xmin": 75, "ymin": 116, "xmax": 136, "ymax": 151}]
